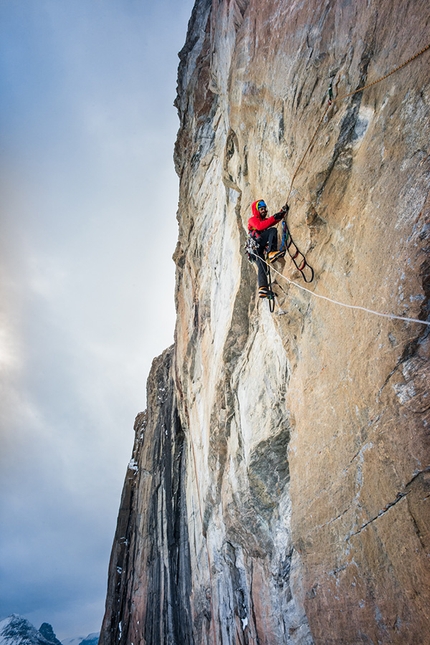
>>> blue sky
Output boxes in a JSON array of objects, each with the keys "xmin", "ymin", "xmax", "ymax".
[{"xmin": 0, "ymin": 0, "xmax": 194, "ymax": 638}]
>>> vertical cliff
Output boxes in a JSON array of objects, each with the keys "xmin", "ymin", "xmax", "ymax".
[
  {"xmin": 100, "ymin": 1, "xmax": 430, "ymax": 643},
  {"xmin": 100, "ymin": 348, "xmax": 194, "ymax": 644}
]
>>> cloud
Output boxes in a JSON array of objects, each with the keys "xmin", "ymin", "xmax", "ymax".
[{"xmin": 0, "ymin": 0, "xmax": 194, "ymax": 637}]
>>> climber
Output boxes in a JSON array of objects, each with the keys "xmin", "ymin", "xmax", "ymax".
[{"xmin": 248, "ymin": 199, "xmax": 288, "ymax": 298}]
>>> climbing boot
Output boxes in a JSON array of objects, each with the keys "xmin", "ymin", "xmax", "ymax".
[
  {"xmin": 259, "ymin": 286, "xmax": 275, "ymax": 299},
  {"xmin": 267, "ymin": 250, "xmax": 285, "ymax": 263}
]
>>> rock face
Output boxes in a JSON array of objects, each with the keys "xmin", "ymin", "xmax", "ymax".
[
  {"xmin": 100, "ymin": 1, "xmax": 430, "ymax": 643},
  {"xmin": 101, "ymin": 348, "xmax": 193, "ymax": 644}
]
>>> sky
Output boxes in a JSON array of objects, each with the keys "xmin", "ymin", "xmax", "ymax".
[{"xmin": 0, "ymin": 0, "xmax": 195, "ymax": 639}]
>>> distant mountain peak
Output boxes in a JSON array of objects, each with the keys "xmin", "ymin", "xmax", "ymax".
[
  {"xmin": 38, "ymin": 624, "xmax": 61, "ymax": 645},
  {"xmin": 0, "ymin": 615, "xmax": 51, "ymax": 645},
  {"xmin": 0, "ymin": 616, "xmax": 98, "ymax": 645},
  {"xmin": 61, "ymin": 634, "xmax": 99, "ymax": 645}
]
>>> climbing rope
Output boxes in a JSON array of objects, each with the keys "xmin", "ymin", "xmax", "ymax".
[
  {"xmin": 271, "ymin": 42, "xmax": 430, "ymax": 325},
  {"xmin": 251, "ymin": 251, "xmax": 430, "ymax": 326},
  {"xmin": 285, "ymin": 42, "xmax": 430, "ymax": 202},
  {"xmin": 335, "ymin": 42, "xmax": 430, "ymax": 103}
]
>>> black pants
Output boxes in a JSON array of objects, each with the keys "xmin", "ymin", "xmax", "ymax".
[{"xmin": 255, "ymin": 227, "xmax": 278, "ymax": 287}]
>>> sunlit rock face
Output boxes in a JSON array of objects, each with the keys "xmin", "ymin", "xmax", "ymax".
[{"xmin": 100, "ymin": 1, "xmax": 430, "ymax": 643}]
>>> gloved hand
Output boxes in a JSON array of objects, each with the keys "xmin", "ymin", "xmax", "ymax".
[{"xmin": 274, "ymin": 204, "xmax": 288, "ymax": 220}]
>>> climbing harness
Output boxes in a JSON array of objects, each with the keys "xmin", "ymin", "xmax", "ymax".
[
  {"xmin": 279, "ymin": 220, "xmax": 314, "ymax": 283},
  {"xmin": 246, "ymin": 235, "xmax": 277, "ymax": 311},
  {"xmin": 244, "ymin": 233, "xmax": 259, "ymax": 263}
]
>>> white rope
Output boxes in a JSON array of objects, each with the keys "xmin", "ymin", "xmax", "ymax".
[{"xmin": 252, "ymin": 252, "xmax": 430, "ymax": 327}]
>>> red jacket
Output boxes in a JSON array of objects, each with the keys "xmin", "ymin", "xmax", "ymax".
[{"xmin": 248, "ymin": 200, "xmax": 279, "ymax": 238}]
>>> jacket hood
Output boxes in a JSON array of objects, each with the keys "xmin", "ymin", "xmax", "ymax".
[{"xmin": 251, "ymin": 200, "xmax": 265, "ymax": 218}]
